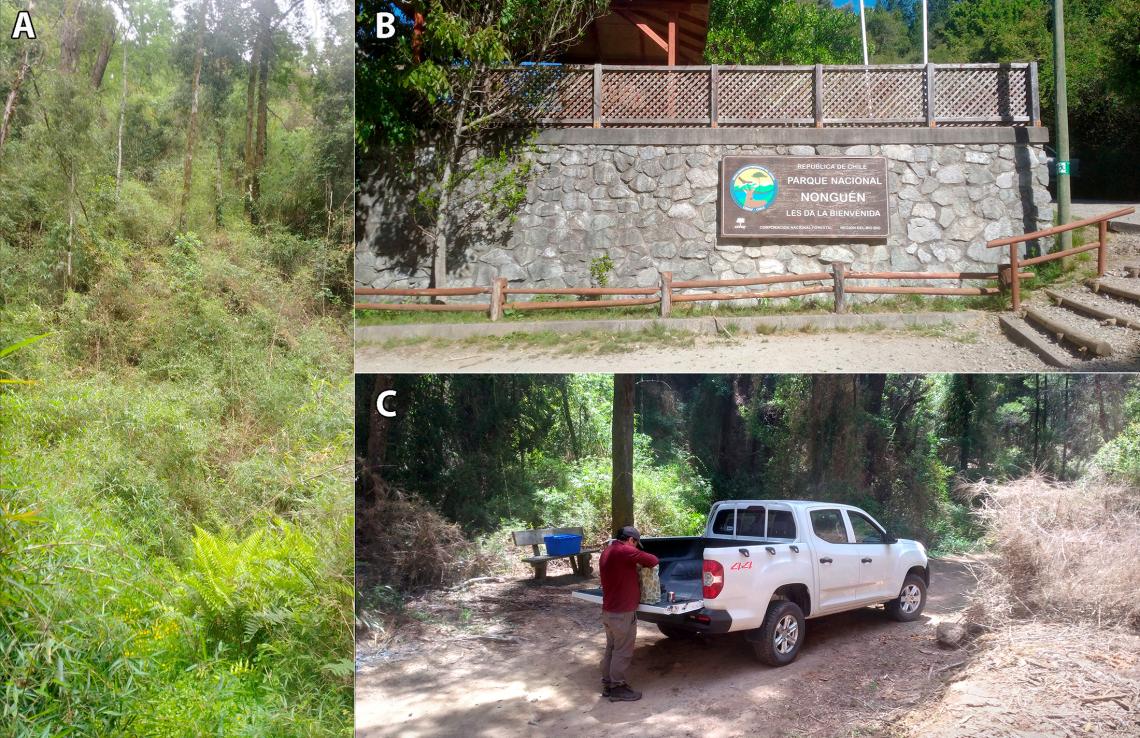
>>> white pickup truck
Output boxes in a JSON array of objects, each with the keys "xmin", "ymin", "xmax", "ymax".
[{"xmin": 573, "ymin": 500, "xmax": 929, "ymax": 666}]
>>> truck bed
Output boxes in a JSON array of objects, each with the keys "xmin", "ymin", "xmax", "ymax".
[
  {"xmin": 641, "ymin": 536, "xmax": 781, "ymax": 601},
  {"xmin": 570, "ymin": 587, "xmax": 704, "ymax": 616}
]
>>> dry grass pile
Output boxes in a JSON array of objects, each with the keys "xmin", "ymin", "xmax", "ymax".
[
  {"xmin": 897, "ymin": 622, "xmax": 1140, "ymax": 737},
  {"xmin": 961, "ymin": 475, "xmax": 1140, "ymax": 629},
  {"xmin": 355, "ymin": 469, "xmax": 494, "ymax": 592}
]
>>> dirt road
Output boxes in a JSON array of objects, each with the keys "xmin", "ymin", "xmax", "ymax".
[
  {"xmin": 357, "ymin": 316, "xmax": 1054, "ymax": 373},
  {"xmin": 356, "ymin": 557, "xmax": 979, "ymax": 738}
]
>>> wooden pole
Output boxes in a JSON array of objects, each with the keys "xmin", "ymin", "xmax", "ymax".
[
  {"xmin": 592, "ymin": 64, "xmax": 602, "ymax": 128},
  {"xmin": 1098, "ymin": 220, "xmax": 1107, "ymax": 276},
  {"xmin": 832, "ymin": 263, "xmax": 847, "ymax": 313},
  {"xmin": 611, "ymin": 375, "xmax": 635, "ymax": 531},
  {"xmin": 667, "ymin": 14, "xmax": 677, "ymax": 66},
  {"xmin": 489, "ymin": 277, "xmax": 504, "ymax": 321},
  {"xmin": 1009, "ymin": 243, "xmax": 1021, "ymax": 311},
  {"xmin": 660, "ymin": 271, "xmax": 672, "ymax": 318},
  {"xmin": 813, "ymin": 65, "xmax": 824, "ymax": 128}
]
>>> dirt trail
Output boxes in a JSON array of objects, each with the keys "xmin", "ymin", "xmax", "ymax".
[
  {"xmin": 356, "ymin": 557, "xmax": 979, "ymax": 738},
  {"xmin": 358, "ymin": 320, "xmax": 1053, "ymax": 373}
]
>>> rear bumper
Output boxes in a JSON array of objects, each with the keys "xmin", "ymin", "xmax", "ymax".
[{"xmin": 636, "ymin": 607, "xmax": 733, "ymax": 635}]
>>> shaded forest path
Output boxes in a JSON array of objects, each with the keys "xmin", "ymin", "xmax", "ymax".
[{"xmin": 356, "ymin": 557, "xmax": 980, "ymax": 737}]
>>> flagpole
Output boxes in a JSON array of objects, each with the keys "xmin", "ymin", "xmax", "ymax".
[
  {"xmin": 859, "ymin": 0, "xmax": 869, "ymax": 65},
  {"xmin": 922, "ymin": 0, "xmax": 928, "ymax": 64}
]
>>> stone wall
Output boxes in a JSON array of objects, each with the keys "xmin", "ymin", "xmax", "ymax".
[{"xmin": 356, "ymin": 131, "xmax": 1052, "ymax": 294}]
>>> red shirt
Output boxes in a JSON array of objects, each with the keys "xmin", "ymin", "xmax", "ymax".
[{"xmin": 599, "ymin": 541, "xmax": 660, "ymax": 613}]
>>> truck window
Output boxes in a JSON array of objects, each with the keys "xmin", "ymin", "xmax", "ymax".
[
  {"xmin": 810, "ymin": 509, "xmax": 849, "ymax": 544},
  {"xmin": 848, "ymin": 511, "xmax": 884, "ymax": 544},
  {"xmin": 766, "ymin": 509, "xmax": 796, "ymax": 539},
  {"xmin": 711, "ymin": 508, "xmax": 735, "ymax": 535},
  {"xmin": 737, "ymin": 506, "xmax": 765, "ymax": 537}
]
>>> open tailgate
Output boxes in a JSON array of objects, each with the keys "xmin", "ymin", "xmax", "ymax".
[{"xmin": 571, "ymin": 587, "xmax": 705, "ymax": 616}]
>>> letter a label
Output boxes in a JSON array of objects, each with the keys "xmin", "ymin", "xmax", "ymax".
[{"xmin": 12, "ymin": 10, "xmax": 36, "ymax": 39}]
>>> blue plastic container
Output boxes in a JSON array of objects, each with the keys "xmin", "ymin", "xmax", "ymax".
[{"xmin": 544, "ymin": 533, "xmax": 582, "ymax": 556}]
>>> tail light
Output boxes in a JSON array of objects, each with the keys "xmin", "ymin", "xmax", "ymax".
[{"xmin": 702, "ymin": 559, "xmax": 724, "ymax": 599}]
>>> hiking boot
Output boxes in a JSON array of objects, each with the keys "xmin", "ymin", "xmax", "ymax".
[
  {"xmin": 601, "ymin": 680, "xmax": 613, "ymax": 697},
  {"xmin": 608, "ymin": 684, "xmax": 642, "ymax": 702}
]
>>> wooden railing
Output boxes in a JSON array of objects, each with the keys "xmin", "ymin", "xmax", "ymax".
[
  {"xmin": 357, "ymin": 268, "xmax": 1016, "ymax": 319},
  {"xmin": 988, "ymin": 207, "xmax": 1136, "ymax": 310},
  {"xmin": 482, "ymin": 62, "xmax": 1041, "ymax": 129}
]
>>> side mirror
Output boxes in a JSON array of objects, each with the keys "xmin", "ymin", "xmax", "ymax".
[{"xmin": 883, "ymin": 532, "xmax": 898, "ymax": 544}]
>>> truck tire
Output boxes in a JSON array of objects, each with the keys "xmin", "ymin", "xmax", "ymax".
[
  {"xmin": 886, "ymin": 574, "xmax": 927, "ymax": 622},
  {"xmin": 752, "ymin": 600, "xmax": 805, "ymax": 667},
  {"xmin": 656, "ymin": 623, "xmax": 696, "ymax": 640}
]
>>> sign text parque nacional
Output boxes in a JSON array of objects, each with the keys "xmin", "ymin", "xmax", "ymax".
[{"xmin": 720, "ymin": 156, "xmax": 890, "ymax": 239}]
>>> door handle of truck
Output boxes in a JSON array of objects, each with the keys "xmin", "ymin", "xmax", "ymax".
[
  {"xmin": 765, "ymin": 546, "xmax": 776, "ymax": 555},
  {"xmin": 819, "ymin": 557, "xmax": 832, "ymax": 564},
  {"xmin": 739, "ymin": 548, "xmax": 750, "ymax": 557},
  {"xmin": 790, "ymin": 545, "xmax": 799, "ymax": 553},
  {"xmin": 861, "ymin": 557, "xmax": 873, "ymax": 563}
]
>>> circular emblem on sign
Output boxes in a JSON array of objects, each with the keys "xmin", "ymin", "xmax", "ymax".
[{"xmin": 730, "ymin": 165, "xmax": 779, "ymax": 212}]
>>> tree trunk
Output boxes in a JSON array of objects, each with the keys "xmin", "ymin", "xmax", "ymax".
[
  {"xmin": 250, "ymin": 1, "xmax": 272, "ymax": 219},
  {"xmin": 115, "ymin": 40, "xmax": 127, "ymax": 196},
  {"xmin": 611, "ymin": 375, "xmax": 635, "ymax": 532},
  {"xmin": 90, "ymin": 25, "xmax": 117, "ymax": 89},
  {"xmin": 430, "ymin": 76, "xmax": 475, "ymax": 294},
  {"xmin": 0, "ymin": 47, "xmax": 31, "ymax": 153},
  {"xmin": 243, "ymin": 33, "xmax": 261, "ymax": 201},
  {"xmin": 214, "ymin": 123, "xmax": 225, "ymax": 228},
  {"xmin": 59, "ymin": 0, "xmax": 83, "ymax": 75},
  {"xmin": 559, "ymin": 378, "xmax": 580, "ymax": 459},
  {"xmin": 177, "ymin": 1, "xmax": 208, "ymax": 230},
  {"xmin": 368, "ymin": 375, "xmax": 395, "ymax": 475}
]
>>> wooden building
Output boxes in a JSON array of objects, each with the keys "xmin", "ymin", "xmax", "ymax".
[{"xmin": 559, "ymin": 0, "xmax": 710, "ymax": 66}]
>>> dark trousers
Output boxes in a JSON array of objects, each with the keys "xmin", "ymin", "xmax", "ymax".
[{"xmin": 600, "ymin": 610, "xmax": 638, "ymax": 685}]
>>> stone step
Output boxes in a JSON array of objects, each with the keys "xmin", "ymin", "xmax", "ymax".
[
  {"xmin": 1044, "ymin": 289, "xmax": 1140, "ymax": 331},
  {"xmin": 1023, "ymin": 307, "xmax": 1113, "ymax": 356},
  {"xmin": 998, "ymin": 315, "xmax": 1073, "ymax": 368},
  {"xmin": 1088, "ymin": 279, "xmax": 1140, "ymax": 305}
]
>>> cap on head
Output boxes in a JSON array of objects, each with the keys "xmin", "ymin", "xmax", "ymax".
[{"xmin": 617, "ymin": 525, "xmax": 641, "ymax": 542}]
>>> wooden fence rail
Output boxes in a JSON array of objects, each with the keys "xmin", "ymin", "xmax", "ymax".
[
  {"xmin": 483, "ymin": 62, "xmax": 1040, "ymax": 129},
  {"xmin": 355, "ymin": 210, "xmax": 1136, "ymax": 318},
  {"xmin": 986, "ymin": 207, "xmax": 1136, "ymax": 310}
]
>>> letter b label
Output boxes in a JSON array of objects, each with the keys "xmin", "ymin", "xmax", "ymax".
[{"xmin": 377, "ymin": 12, "xmax": 396, "ymax": 39}]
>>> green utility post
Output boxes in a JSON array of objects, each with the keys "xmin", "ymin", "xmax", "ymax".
[{"xmin": 1054, "ymin": 0, "xmax": 1071, "ymax": 249}]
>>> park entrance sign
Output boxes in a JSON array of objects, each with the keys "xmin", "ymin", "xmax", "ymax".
[{"xmin": 720, "ymin": 156, "xmax": 890, "ymax": 239}]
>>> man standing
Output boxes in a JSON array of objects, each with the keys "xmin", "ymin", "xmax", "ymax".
[{"xmin": 598, "ymin": 525, "xmax": 659, "ymax": 702}]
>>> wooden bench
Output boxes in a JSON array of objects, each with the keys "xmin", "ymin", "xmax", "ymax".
[{"xmin": 511, "ymin": 527, "xmax": 600, "ymax": 581}]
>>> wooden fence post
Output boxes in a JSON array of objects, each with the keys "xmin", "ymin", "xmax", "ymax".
[
  {"xmin": 659, "ymin": 271, "xmax": 672, "ymax": 318},
  {"xmin": 813, "ymin": 64, "xmax": 824, "ymax": 128},
  {"xmin": 709, "ymin": 66, "xmax": 719, "ymax": 128},
  {"xmin": 592, "ymin": 64, "xmax": 602, "ymax": 128},
  {"xmin": 1009, "ymin": 244, "xmax": 1021, "ymax": 311},
  {"xmin": 1029, "ymin": 61, "xmax": 1041, "ymax": 127},
  {"xmin": 1098, "ymin": 219, "xmax": 1107, "ymax": 277},
  {"xmin": 488, "ymin": 277, "xmax": 504, "ymax": 321},
  {"xmin": 832, "ymin": 262, "xmax": 847, "ymax": 313},
  {"xmin": 925, "ymin": 64, "xmax": 936, "ymax": 128}
]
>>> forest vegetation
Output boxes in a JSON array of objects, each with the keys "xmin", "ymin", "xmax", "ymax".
[
  {"xmin": 1, "ymin": 0, "xmax": 354, "ymax": 734},
  {"xmin": 356, "ymin": 373, "xmax": 1140, "ymax": 603}
]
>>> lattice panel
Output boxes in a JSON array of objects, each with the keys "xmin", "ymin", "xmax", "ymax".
[
  {"xmin": 602, "ymin": 70, "xmax": 709, "ymax": 124},
  {"xmin": 481, "ymin": 68, "xmax": 593, "ymax": 126},
  {"xmin": 935, "ymin": 67, "xmax": 1029, "ymax": 122},
  {"xmin": 823, "ymin": 69, "xmax": 925, "ymax": 123},
  {"xmin": 718, "ymin": 70, "xmax": 813, "ymax": 123}
]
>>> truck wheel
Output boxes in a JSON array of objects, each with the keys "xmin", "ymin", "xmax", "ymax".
[
  {"xmin": 886, "ymin": 574, "xmax": 927, "ymax": 622},
  {"xmin": 752, "ymin": 601, "xmax": 805, "ymax": 667},
  {"xmin": 657, "ymin": 624, "xmax": 696, "ymax": 640}
]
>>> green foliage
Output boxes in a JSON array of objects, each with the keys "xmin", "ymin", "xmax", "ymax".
[
  {"xmin": 1092, "ymin": 422, "xmax": 1140, "ymax": 485},
  {"xmin": 0, "ymin": 1, "xmax": 353, "ymax": 733},
  {"xmin": 589, "ymin": 255, "xmax": 615, "ymax": 288},
  {"xmin": 706, "ymin": 0, "xmax": 862, "ymax": 64}
]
